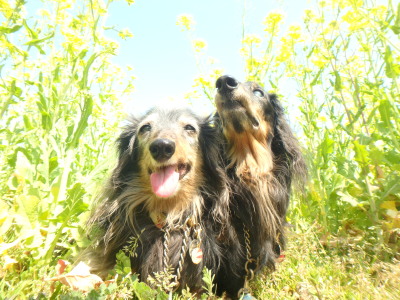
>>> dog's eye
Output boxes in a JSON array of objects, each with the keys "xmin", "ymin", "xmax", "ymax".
[
  {"xmin": 253, "ymin": 89, "xmax": 264, "ymax": 97},
  {"xmin": 184, "ymin": 124, "xmax": 196, "ymax": 132},
  {"xmin": 139, "ymin": 124, "xmax": 151, "ymax": 133}
]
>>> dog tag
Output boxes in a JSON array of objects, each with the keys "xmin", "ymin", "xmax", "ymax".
[
  {"xmin": 190, "ymin": 248, "xmax": 203, "ymax": 264},
  {"xmin": 189, "ymin": 240, "xmax": 203, "ymax": 264}
]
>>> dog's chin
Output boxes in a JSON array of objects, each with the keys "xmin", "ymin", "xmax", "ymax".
[
  {"xmin": 220, "ymin": 109, "xmax": 261, "ymax": 133},
  {"xmin": 148, "ymin": 162, "xmax": 192, "ymax": 198},
  {"xmin": 216, "ymin": 94, "xmax": 260, "ymax": 131},
  {"xmin": 216, "ymin": 93, "xmax": 242, "ymax": 110}
]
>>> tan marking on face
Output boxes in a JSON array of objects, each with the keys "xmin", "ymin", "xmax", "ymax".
[
  {"xmin": 225, "ymin": 119, "xmax": 273, "ymax": 180},
  {"xmin": 136, "ymin": 115, "xmax": 204, "ymax": 221},
  {"xmin": 216, "ymin": 83, "xmax": 274, "ymax": 179}
]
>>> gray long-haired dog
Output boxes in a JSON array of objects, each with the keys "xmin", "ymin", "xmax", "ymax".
[{"xmin": 87, "ymin": 107, "xmax": 229, "ymax": 293}]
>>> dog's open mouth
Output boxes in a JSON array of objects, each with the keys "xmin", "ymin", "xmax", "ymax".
[{"xmin": 149, "ymin": 163, "xmax": 191, "ymax": 198}]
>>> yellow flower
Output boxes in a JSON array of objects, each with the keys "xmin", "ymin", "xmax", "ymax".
[
  {"xmin": 242, "ymin": 34, "xmax": 262, "ymax": 45},
  {"xmin": 60, "ymin": 26, "xmax": 87, "ymax": 52},
  {"xmin": 287, "ymin": 25, "xmax": 302, "ymax": 41},
  {"xmin": 276, "ymin": 43, "xmax": 291, "ymax": 64},
  {"xmin": 245, "ymin": 57, "xmax": 264, "ymax": 71},
  {"xmin": 0, "ymin": 0, "xmax": 13, "ymax": 18},
  {"xmin": 192, "ymin": 39, "xmax": 207, "ymax": 52},
  {"xmin": 194, "ymin": 76, "xmax": 212, "ymax": 88},
  {"xmin": 119, "ymin": 28, "xmax": 134, "ymax": 40},
  {"xmin": 239, "ymin": 47, "xmax": 249, "ymax": 57},
  {"xmin": 176, "ymin": 14, "xmax": 195, "ymax": 31},
  {"xmin": 310, "ymin": 49, "xmax": 330, "ymax": 68},
  {"xmin": 342, "ymin": 10, "xmax": 369, "ymax": 32},
  {"xmin": 184, "ymin": 90, "xmax": 200, "ymax": 100},
  {"xmin": 263, "ymin": 10, "xmax": 285, "ymax": 35},
  {"xmin": 303, "ymin": 9, "xmax": 322, "ymax": 24},
  {"xmin": 91, "ymin": 0, "xmax": 107, "ymax": 15},
  {"xmin": 50, "ymin": 0, "xmax": 75, "ymax": 10},
  {"xmin": 211, "ymin": 68, "xmax": 223, "ymax": 80},
  {"xmin": 37, "ymin": 9, "xmax": 51, "ymax": 17},
  {"xmin": 370, "ymin": 5, "xmax": 387, "ymax": 22},
  {"xmin": 319, "ymin": 0, "xmax": 327, "ymax": 7}
]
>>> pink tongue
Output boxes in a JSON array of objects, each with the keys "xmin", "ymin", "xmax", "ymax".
[{"xmin": 150, "ymin": 165, "xmax": 180, "ymax": 198}]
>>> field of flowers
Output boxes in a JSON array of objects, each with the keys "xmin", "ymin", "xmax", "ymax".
[{"xmin": 0, "ymin": 0, "xmax": 399, "ymax": 299}]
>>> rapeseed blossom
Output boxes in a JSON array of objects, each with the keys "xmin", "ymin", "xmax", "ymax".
[
  {"xmin": 192, "ymin": 39, "xmax": 207, "ymax": 52},
  {"xmin": 119, "ymin": 28, "xmax": 134, "ymax": 40},
  {"xmin": 242, "ymin": 34, "xmax": 262, "ymax": 45},
  {"xmin": 263, "ymin": 10, "xmax": 285, "ymax": 35},
  {"xmin": 176, "ymin": 14, "xmax": 195, "ymax": 31}
]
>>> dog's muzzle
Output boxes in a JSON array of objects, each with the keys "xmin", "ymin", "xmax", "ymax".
[
  {"xmin": 216, "ymin": 75, "xmax": 238, "ymax": 94},
  {"xmin": 149, "ymin": 138, "xmax": 176, "ymax": 162}
]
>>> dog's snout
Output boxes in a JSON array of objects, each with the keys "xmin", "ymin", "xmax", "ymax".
[
  {"xmin": 216, "ymin": 75, "xmax": 238, "ymax": 92},
  {"xmin": 149, "ymin": 138, "xmax": 176, "ymax": 162}
]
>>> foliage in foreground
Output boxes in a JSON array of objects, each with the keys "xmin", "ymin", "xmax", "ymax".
[
  {"xmin": 253, "ymin": 223, "xmax": 400, "ymax": 300},
  {"xmin": 0, "ymin": 0, "xmax": 134, "ymax": 297},
  {"xmin": 0, "ymin": 0, "xmax": 399, "ymax": 299}
]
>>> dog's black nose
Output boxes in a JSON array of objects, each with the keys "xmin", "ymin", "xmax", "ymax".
[
  {"xmin": 149, "ymin": 139, "xmax": 176, "ymax": 162},
  {"xmin": 216, "ymin": 75, "xmax": 238, "ymax": 92}
]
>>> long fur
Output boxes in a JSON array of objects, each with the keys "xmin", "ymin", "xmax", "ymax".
[
  {"xmin": 213, "ymin": 76, "xmax": 306, "ymax": 298},
  {"xmin": 85, "ymin": 78, "xmax": 305, "ymax": 298},
  {"xmin": 86, "ymin": 107, "xmax": 229, "ymax": 292}
]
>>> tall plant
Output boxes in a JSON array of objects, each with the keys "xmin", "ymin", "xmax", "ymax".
[{"xmin": 0, "ymin": 0, "xmax": 134, "ymax": 296}]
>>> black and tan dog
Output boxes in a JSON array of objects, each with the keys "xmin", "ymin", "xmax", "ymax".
[
  {"xmin": 214, "ymin": 75, "xmax": 306, "ymax": 298},
  {"xmin": 86, "ymin": 77, "xmax": 305, "ymax": 298},
  {"xmin": 87, "ymin": 107, "xmax": 229, "ymax": 293}
]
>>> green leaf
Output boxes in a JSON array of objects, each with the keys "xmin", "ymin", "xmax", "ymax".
[
  {"xmin": 310, "ymin": 69, "xmax": 323, "ymax": 86},
  {"xmin": 23, "ymin": 20, "xmax": 38, "ymax": 39},
  {"xmin": 369, "ymin": 147, "xmax": 385, "ymax": 163},
  {"xmin": 378, "ymin": 99, "xmax": 392, "ymax": 127},
  {"xmin": 269, "ymin": 79, "xmax": 277, "ymax": 89},
  {"xmin": 0, "ymin": 24, "xmax": 23, "ymax": 34},
  {"xmin": 67, "ymin": 95, "xmax": 93, "ymax": 149},
  {"xmin": 115, "ymin": 250, "xmax": 132, "ymax": 275},
  {"xmin": 334, "ymin": 71, "xmax": 342, "ymax": 91},
  {"xmin": 337, "ymin": 191, "xmax": 360, "ymax": 207},
  {"xmin": 385, "ymin": 150, "xmax": 400, "ymax": 165},
  {"xmin": 353, "ymin": 140, "xmax": 369, "ymax": 165},
  {"xmin": 391, "ymin": 3, "xmax": 400, "ymax": 34},
  {"xmin": 53, "ymin": 65, "xmax": 61, "ymax": 83},
  {"xmin": 348, "ymin": 104, "xmax": 366, "ymax": 126},
  {"xmin": 132, "ymin": 280, "xmax": 159, "ymax": 300},
  {"xmin": 79, "ymin": 52, "xmax": 101, "ymax": 89},
  {"xmin": 318, "ymin": 132, "xmax": 335, "ymax": 163},
  {"xmin": 23, "ymin": 115, "xmax": 33, "ymax": 130},
  {"xmin": 17, "ymin": 195, "xmax": 40, "ymax": 225},
  {"xmin": 56, "ymin": 183, "xmax": 87, "ymax": 221},
  {"xmin": 384, "ymin": 46, "xmax": 399, "ymax": 78},
  {"xmin": 49, "ymin": 156, "xmax": 59, "ymax": 174},
  {"xmin": 24, "ymin": 31, "xmax": 55, "ymax": 47}
]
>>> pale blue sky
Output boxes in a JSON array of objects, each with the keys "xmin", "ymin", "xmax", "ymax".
[{"xmin": 105, "ymin": 0, "xmax": 308, "ymax": 115}]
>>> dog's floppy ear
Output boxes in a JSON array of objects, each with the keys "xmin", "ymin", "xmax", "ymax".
[
  {"xmin": 198, "ymin": 114, "xmax": 230, "ymax": 224},
  {"xmin": 113, "ymin": 116, "xmax": 141, "ymax": 185},
  {"xmin": 269, "ymin": 94, "xmax": 307, "ymax": 180},
  {"xmin": 198, "ymin": 114, "xmax": 227, "ymax": 192}
]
